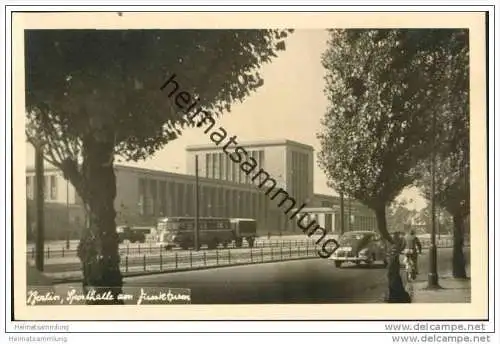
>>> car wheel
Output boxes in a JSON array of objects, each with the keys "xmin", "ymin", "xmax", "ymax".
[
  {"xmin": 247, "ymin": 237, "xmax": 255, "ymax": 248},
  {"xmin": 334, "ymin": 261, "xmax": 342, "ymax": 268},
  {"xmin": 235, "ymin": 238, "xmax": 243, "ymax": 248},
  {"xmin": 365, "ymin": 254, "xmax": 375, "ymax": 266}
]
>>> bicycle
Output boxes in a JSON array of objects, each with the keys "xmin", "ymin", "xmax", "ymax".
[
  {"xmin": 402, "ymin": 249, "xmax": 418, "ymax": 296},
  {"xmin": 403, "ymin": 253, "xmax": 417, "ymax": 281}
]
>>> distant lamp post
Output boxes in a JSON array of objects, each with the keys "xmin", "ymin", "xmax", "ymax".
[
  {"xmin": 437, "ymin": 207, "xmax": 441, "ymax": 240},
  {"xmin": 348, "ymin": 197, "xmax": 352, "ymax": 231},
  {"xmin": 33, "ymin": 137, "xmax": 45, "ymax": 271},
  {"xmin": 339, "ymin": 192, "xmax": 345, "ymax": 235},
  {"xmin": 436, "ymin": 167, "xmax": 442, "ymax": 240},
  {"xmin": 66, "ymin": 179, "xmax": 70, "ymax": 249},
  {"xmin": 427, "ymin": 108, "xmax": 441, "ymax": 289},
  {"xmin": 193, "ymin": 155, "xmax": 200, "ymax": 251}
]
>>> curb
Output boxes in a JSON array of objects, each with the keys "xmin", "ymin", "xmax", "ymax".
[{"xmin": 50, "ymin": 255, "xmax": 320, "ymax": 285}]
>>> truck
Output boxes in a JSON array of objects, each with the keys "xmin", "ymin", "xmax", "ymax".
[
  {"xmin": 230, "ymin": 218, "xmax": 257, "ymax": 248},
  {"xmin": 116, "ymin": 225, "xmax": 147, "ymax": 244}
]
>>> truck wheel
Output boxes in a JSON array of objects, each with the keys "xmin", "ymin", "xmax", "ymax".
[{"xmin": 247, "ymin": 237, "xmax": 255, "ymax": 248}]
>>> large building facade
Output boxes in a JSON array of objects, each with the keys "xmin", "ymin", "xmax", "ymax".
[
  {"xmin": 185, "ymin": 139, "xmax": 315, "ymax": 233},
  {"xmin": 26, "ymin": 139, "xmax": 377, "ymax": 240}
]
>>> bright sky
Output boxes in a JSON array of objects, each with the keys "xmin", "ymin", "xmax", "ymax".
[{"xmin": 25, "ymin": 29, "xmax": 427, "ymax": 211}]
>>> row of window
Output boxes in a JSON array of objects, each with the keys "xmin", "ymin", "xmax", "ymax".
[
  {"xmin": 137, "ymin": 178, "xmax": 270, "ymax": 224},
  {"xmin": 290, "ymin": 150, "xmax": 310, "ymax": 204},
  {"xmin": 204, "ymin": 150, "xmax": 265, "ymax": 184},
  {"xmin": 287, "ymin": 151, "xmax": 311, "ymax": 232},
  {"xmin": 164, "ymin": 221, "xmax": 229, "ymax": 231},
  {"xmin": 333, "ymin": 214, "xmax": 378, "ymax": 232},
  {"xmin": 276, "ymin": 211, "xmax": 376, "ymax": 234},
  {"xmin": 26, "ymin": 175, "xmax": 58, "ymax": 201}
]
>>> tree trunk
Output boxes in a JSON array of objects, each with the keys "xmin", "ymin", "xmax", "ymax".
[
  {"xmin": 76, "ymin": 137, "xmax": 123, "ymax": 305},
  {"xmin": 375, "ymin": 205, "xmax": 391, "ymax": 242},
  {"xmin": 451, "ymin": 213, "xmax": 467, "ymax": 279},
  {"xmin": 375, "ymin": 206, "xmax": 411, "ymax": 303}
]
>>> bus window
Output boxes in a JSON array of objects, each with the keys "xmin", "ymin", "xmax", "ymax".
[
  {"xmin": 166, "ymin": 222, "xmax": 180, "ymax": 231},
  {"xmin": 182, "ymin": 222, "xmax": 194, "ymax": 230},
  {"xmin": 157, "ymin": 222, "xmax": 167, "ymax": 231}
]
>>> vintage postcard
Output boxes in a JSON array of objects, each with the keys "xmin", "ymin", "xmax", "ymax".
[{"xmin": 11, "ymin": 10, "xmax": 488, "ymax": 322}]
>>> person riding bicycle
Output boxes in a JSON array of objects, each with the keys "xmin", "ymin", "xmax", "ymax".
[{"xmin": 401, "ymin": 229, "xmax": 423, "ymax": 275}]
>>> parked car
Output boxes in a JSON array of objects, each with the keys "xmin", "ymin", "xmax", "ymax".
[
  {"xmin": 329, "ymin": 230, "xmax": 388, "ymax": 268},
  {"xmin": 117, "ymin": 225, "xmax": 146, "ymax": 244},
  {"xmin": 132, "ymin": 226, "xmax": 154, "ymax": 242}
]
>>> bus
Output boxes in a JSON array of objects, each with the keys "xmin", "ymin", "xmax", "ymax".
[
  {"xmin": 230, "ymin": 218, "xmax": 257, "ymax": 248},
  {"xmin": 156, "ymin": 217, "xmax": 234, "ymax": 250}
]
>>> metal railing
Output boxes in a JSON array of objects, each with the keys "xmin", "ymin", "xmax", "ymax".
[
  {"xmin": 119, "ymin": 241, "xmax": 318, "ymax": 275},
  {"xmin": 27, "ymin": 238, "xmax": 313, "ymax": 260},
  {"xmin": 42, "ymin": 240, "xmax": 319, "ymax": 281},
  {"xmin": 27, "ymin": 235, "xmax": 465, "ymax": 261}
]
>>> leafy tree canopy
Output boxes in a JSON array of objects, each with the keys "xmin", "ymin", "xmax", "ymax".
[
  {"xmin": 386, "ymin": 198, "xmax": 418, "ymax": 232},
  {"xmin": 24, "ymin": 29, "xmax": 294, "ymax": 303},
  {"xmin": 25, "ymin": 29, "xmax": 293, "ymax": 177},
  {"xmin": 319, "ymin": 30, "xmax": 444, "ymax": 205},
  {"xmin": 317, "ymin": 29, "xmax": 467, "ymax": 240},
  {"xmin": 415, "ymin": 29, "xmax": 470, "ymax": 219}
]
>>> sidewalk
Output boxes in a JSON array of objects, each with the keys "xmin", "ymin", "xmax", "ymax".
[{"xmin": 411, "ymin": 274, "xmax": 471, "ymax": 303}]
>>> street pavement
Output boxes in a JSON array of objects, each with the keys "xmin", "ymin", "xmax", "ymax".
[
  {"xmin": 51, "ymin": 247, "xmax": 468, "ymax": 304},
  {"xmin": 412, "ymin": 276, "xmax": 471, "ymax": 303}
]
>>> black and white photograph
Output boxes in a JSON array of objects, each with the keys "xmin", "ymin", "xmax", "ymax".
[{"xmin": 4, "ymin": 7, "xmax": 494, "ymax": 338}]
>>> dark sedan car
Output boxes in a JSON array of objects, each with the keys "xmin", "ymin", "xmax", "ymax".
[
  {"xmin": 117, "ymin": 225, "xmax": 146, "ymax": 244},
  {"xmin": 329, "ymin": 230, "xmax": 388, "ymax": 268}
]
